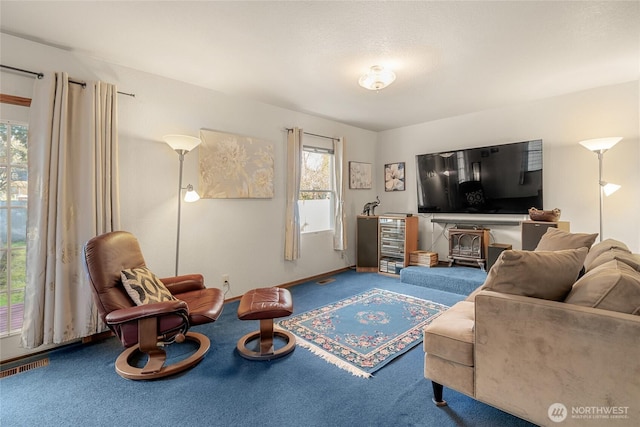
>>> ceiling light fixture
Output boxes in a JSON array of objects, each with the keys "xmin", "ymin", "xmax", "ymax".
[{"xmin": 358, "ymin": 65, "xmax": 396, "ymax": 91}]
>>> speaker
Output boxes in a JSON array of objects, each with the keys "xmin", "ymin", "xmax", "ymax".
[
  {"xmin": 521, "ymin": 221, "xmax": 570, "ymax": 250},
  {"xmin": 356, "ymin": 215, "xmax": 379, "ymax": 272},
  {"xmin": 487, "ymin": 243, "xmax": 512, "ymax": 270}
]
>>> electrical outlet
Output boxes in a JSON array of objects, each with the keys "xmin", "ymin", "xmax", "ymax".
[{"xmin": 222, "ymin": 274, "xmax": 230, "ymax": 296}]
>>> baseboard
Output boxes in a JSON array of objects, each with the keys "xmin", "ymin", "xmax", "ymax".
[{"xmin": 224, "ymin": 266, "xmax": 354, "ymax": 303}]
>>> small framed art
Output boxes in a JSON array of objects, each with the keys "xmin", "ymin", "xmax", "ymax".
[
  {"xmin": 349, "ymin": 161, "xmax": 372, "ymax": 189},
  {"xmin": 384, "ymin": 162, "xmax": 405, "ymax": 192}
]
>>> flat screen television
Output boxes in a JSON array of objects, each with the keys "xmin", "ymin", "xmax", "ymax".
[{"xmin": 416, "ymin": 139, "xmax": 543, "ymax": 214}]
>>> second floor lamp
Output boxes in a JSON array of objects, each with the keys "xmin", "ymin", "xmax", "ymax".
[
  {"xmin": 578, "ymin": 137, "xmax": 622, "ymax": 242},
  {"xmin": 163, "ymin": 134, "xmax": 202, "ymax": 276}
]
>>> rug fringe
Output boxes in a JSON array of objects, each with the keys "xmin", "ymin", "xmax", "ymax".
[{"xmin": 275, "ymin": 326, "xmax": 372, "ymax": 378}]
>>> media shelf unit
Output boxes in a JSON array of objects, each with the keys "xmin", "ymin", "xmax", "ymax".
[{"xmin": 378, "ymin": 215, "xmax": 418, "ymax": 276}]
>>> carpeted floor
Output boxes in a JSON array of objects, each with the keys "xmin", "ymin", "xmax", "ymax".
[
  {"xmin": 1, "ymin": 270, "xmax": 535, "ymax": 427},
  {"xmin": 400, "ymin": 265, "xmax": 487, "ymax": 295}
]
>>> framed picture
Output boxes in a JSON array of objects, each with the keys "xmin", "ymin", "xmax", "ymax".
[
  {"xmin": 385, "ymin": 162, "xmax": 405, "ymax": 192},
  {"xmin": 199, "ymin": 129, "xmax": 274, "ymax": 198},
  {"xmin": 349, "ymin": 161, "xmax": 372, "ymax": 189}
]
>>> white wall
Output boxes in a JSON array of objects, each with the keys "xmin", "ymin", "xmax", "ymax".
[
  {"xmin": 1, "ymin": 33, "xmax": 379, "ymax": 359},
  {"xmin": 377, "ymin": 81, "xmax": 640, "ymax": 257}
]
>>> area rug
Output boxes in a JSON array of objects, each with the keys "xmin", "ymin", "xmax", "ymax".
[{"xmin": 276, "ymin": 288, "xmax": 449, "ymax": 378}]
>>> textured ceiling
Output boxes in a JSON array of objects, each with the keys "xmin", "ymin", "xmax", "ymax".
[{"xmin": 1, "ymin": 1, "xmax": 638, "ymax": 131}]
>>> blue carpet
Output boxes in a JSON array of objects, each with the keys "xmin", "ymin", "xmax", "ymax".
[
  {"xmin": 1, "ymin": 270, "xmax": 534, "ymax": 427},
  {"xmin": 400, "ymin": 266, "xmax": 487, "ymax": 295}
]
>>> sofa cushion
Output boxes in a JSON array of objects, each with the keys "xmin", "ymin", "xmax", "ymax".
[
  {"xmin": 534, "ymin": 227, "xmax": 598, "ymax": 251},
  {"xmin": 121, "ymin": 267, "xmax": 177, "ymax": 306},
  {"xmin": 587, "ymin": 250, "xmax": 640, "ymax": 272},
  {"xmin": 423, "ymin": 301, "xmax": 475, "ymax": 367},
  {"xmin": 465, "ymin": 283, "xmax": 484, "ymax": 302},
  {"xmin": 482, "ymin": 248, "xmax": 588, "ymax": 301},
  {"xmin": 565, "ymin": 260, "xmax": 640, "ymax": 315},
  {"xmin": 584, "ymin": 238, "xmax": 632, "ymax": 271}
]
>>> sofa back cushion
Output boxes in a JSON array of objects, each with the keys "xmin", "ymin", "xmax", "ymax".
[
  {"xmin": 482, "ymin": 248, "xmax": 588, "ymax": 301},
  {"xmin": 584, "ymin": 238, "xmax": 632, "ymax": 271},
  {"xmin": 587, "ymin": 250, "xmax": 640, "ymax": 272},
  {"xmin": 534, "ymin": 227, "xmax": 598, "ymax": 251},
  {"xmin": 565, "ymin": 260, "xmax": 640, "ymax": 315}
]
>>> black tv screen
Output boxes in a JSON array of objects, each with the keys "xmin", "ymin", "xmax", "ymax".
[{"xmin": 416, "ymin": 140, "xmax": 543, "ymax": 214}]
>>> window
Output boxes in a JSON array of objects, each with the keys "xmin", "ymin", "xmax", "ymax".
[
  {"xmin": 0, "ymin": 121, "xmax": 28, "ymax": 337},
  {"xmin": 298, "ymin": 145, "xmax": 334, "ymax": 233},
  {"xmin": 526, "ymin": 140, "xmax": 543, "ymax": 171}
]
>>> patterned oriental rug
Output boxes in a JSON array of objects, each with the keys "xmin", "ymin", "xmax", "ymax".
[{"xmin": 276, "ymin": 288, "xmax": 449, "ymax": 378}]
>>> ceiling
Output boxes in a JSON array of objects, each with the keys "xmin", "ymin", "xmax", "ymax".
[{"xmin": 1, "ymin": 1, "xmax": 638, "ymax": 132}]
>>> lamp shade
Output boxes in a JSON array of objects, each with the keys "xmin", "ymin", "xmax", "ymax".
[
  {"xmin": 163, "ymin": 134, "xmax": 201, "ymax": 152},
  {"xmin": 358, "ymin": 65, "xmax": 396, "ymax": 91},
  {"xmin": 579, "ymin": 137, "xmax": 622, "ymax": 152},
  {"xmin": 184, "ymin": 184, "xmax": 200, "ymax": 202},
  {"xmin": 602, "ymin": 182, "xmax": 621, "ymax": 197}
]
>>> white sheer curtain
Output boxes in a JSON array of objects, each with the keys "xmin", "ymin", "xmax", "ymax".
[
  {"xmin": 284, "ymin": 128, "xmax": 302, "ymax": 261},
  {"xmin": 21, "ymin": 72, "xmax": 121, "ymax": 349},
  {"xmin": 333, "ymin": 137, "xmax": 346, "ymax": 251}
]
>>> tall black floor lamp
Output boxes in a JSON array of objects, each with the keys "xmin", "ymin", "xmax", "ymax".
[{"xmin": 163, "ymin": 134, "xmax": 202, "ymax": 276}]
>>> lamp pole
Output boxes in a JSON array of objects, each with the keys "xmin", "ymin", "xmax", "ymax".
[
  {"xmin": 175, "ymin": 149, "xmax": 187, "ymax": 276},
  {"xmin": 597, "ymin": 149, "xmax": 605, "ymax": 243}
]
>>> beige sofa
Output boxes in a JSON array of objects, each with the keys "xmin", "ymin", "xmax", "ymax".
[{"xmin": 423, "ymin": 231, "xmax": 640, "ymax": 427}]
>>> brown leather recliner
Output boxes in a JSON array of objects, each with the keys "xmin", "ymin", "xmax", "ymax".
[{"xmin": 83, "ymin": 231, "xmax": 224, "ymax": 380}]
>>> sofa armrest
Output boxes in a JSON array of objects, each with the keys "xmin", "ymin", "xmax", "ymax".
[{"xmin": 474, "ymin": 290, "xmax": 640, "ymax": 427}]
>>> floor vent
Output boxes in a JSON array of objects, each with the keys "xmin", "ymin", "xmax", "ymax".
[
  {"xmin": 316, "ymin": 277, "xmax": 335, "ymax": 285},
  {"xmin": 0, "ymin": 358, "xmax": 49, "ymax": 379}
]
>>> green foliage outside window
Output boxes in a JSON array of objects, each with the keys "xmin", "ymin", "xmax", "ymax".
[
  {"xmin": 300, "ymin": 151, "xmax": 331, "ymax": 200},
  {"xmin": 0, "ymin": 121, "xmax": 28, "ymax": 329}
]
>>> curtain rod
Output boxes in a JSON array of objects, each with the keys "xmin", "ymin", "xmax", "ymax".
[
  {"xmin": 1, "ymin": 64, "xmax": 136, "ymax": 98},
  {"xmin": 285, "ymin": 127, "xmax": 339, "ymax": 142}
]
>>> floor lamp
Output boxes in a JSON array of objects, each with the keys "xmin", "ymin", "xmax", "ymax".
[
  {"xmin": 579, "ymin": 137, "xmax": 622, "ymax": 242},
  {"xmin": 164, "ymin": 134, "xmax": 202, "ymax": 276}
]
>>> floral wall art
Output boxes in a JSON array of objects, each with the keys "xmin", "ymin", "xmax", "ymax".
[
  {"xmin": 199, "ymin": 129, "xmax": 274, "ymax": 198},
  {"xmin": 349, "ymin": 161, "xmax": 372, "ymax": 189},
  {"xmin": 385, "ymin": 162, "xmax": 405, "ymax": 191}
]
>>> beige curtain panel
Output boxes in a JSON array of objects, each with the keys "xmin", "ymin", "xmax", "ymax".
[
  {"xmin": 333, "ymin": 137, "xmax": 346, "ymax": 251},
  {"xmin": 284, "ymin": 128, "xmax": 302, "ymax": 261},
  {"xmin": 22, "ymin": 72, "xmax": 121, "ymax": 349}
]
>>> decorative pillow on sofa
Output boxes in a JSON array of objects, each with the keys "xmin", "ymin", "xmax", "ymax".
[
  {"xmin": 121, "ymin": 267, "xmax": 176, "ymax": 306},
  {"xmin": 583, "ymin": 238, "xmax": 632, "ymax": 271},
  {"xmin": 565, "ymin": 260, "xmax": 640, "ymax": 315},
  {"xmin": 482, "ymin": 248, "xmax": 588, "ymax": 301},
  {"xmin": 534, "ymin": 227, "xmax": 598, "ymax": 251}
]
